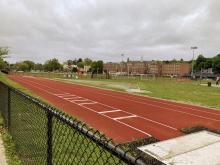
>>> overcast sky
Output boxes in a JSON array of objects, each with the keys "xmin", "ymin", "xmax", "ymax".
[{"xmin": 0, "ymin": 0, "xmax": 220, "ymax": 63}]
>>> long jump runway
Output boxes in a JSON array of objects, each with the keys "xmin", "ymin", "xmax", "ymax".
[{"xmin": 9, "ymin": 75, "xmax": 220, "ymax": 143}]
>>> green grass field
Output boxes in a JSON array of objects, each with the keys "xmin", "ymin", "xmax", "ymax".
[
  {"xmin": 11, "ymin": 72, "xmax": 220, "ymax": 109},
  {"xmin": 56, "ymin": 76, "xmax": 220, "ymax": 109}
]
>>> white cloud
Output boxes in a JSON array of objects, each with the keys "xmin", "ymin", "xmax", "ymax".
[{"xmin": 0, "ymin": 0, "xmax": 220, "ymax": 63}]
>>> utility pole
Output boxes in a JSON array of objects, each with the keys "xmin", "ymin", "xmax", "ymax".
[
  {"xmin": 121, "ymin": 54, "xmax": 124, "ymax": 73},
  {"xmin": 191, "ymin": 46, "xmax": 198, "ymax": 78}
]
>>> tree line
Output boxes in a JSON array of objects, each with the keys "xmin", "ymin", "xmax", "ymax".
[
  {"xmin": 194, "ymin": 54, "xmax": 220, "ymax": 73},
  {"xmin": 8, "ymin": 58, "xmax": 104, "ymax": 73}
]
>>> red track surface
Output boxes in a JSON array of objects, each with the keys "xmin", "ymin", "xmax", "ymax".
[{"xmin": 9, "ymin": 75, "xmax": 220, "ymax": 143}]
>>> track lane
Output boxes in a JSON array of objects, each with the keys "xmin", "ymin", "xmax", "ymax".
[
  {"xmin": 14, "ymin": 76, "xmax": 220, "ymax": 130},
  {"xmin": 9, "ymin": 75, "xmax": 220, "ymax": 142},
  {"xmin": 10, "ymin": 76, "xmax": 183, "ymax": 142}
]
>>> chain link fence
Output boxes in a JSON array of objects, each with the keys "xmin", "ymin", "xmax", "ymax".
[{"xmin": 0, "ymin": 81, "xmax": 163, "ymax": 165}]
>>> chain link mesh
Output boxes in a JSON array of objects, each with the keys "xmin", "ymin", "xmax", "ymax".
[{"xmin": 0, "ymin": 82, "xmax": 163, "ymax": 165}]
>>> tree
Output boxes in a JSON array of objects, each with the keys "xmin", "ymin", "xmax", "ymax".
[
  {"xmin": 77, "ymin": 58, "xmax": 83, "ymax": 63},
  {"xmin": 0, "ymin": 59, "xmax": 8, "ymax": 69},
  {"xmin": 204, "ymin": 58, "xmax": 212, "ymax": 69},
  {"xmin": 77, "ymin": 62, "xmax": 84, "ymax": 68},
  {"xmin": 212, "ymin": 54, "xmax": 220, "ymax": 73},
  {"xmin": 34, "ymin": 63, "xmax": 43, "ymax": 71},
  {"xmin": 91, "ymin": 60, "xmax": 103, "ymax": 73},
  {"xmin": 44, "ymin": 58, "xmax": 63, "ymax": 72},
  {"xmin": 84, "ymin": 58, "xmax": 92, "ymax": 66},
  {"xmin": 18, "ymin": 62, "xmax": 29, "ymax": 72},
  {"xmin": 0, "ymin": 47, "xmax": 9, "ymax": 59},
  {"xmin": 23, "ymin": 60, "xmax": 35, "ymax": 71},
  {"xmin": 194, "ymin": 55, "xmax": 206, "ymax": 71},
  {"xmin": 0, "ymin": 47, "xmax": 9, "ymax": 69}
]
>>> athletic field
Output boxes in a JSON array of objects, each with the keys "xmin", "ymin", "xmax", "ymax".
[{"xmin": 9, "ymin": 75, "xmax": 220, "ymax": 143}]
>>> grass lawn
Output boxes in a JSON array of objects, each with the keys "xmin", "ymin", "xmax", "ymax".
[{"xmin": 56, "ymin": 77, "xmax": 220, "ymax": 109}]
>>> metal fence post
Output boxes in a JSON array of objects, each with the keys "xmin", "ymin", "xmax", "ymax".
[
  {"xmin": 47, "ymin": 111, "xmax": 53, "ymax": 165},
  {"xmin": 7, "ymin": 87, "xmax": 11, "ymax": 130}
]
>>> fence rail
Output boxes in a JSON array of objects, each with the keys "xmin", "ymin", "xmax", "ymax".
[{"xmin": 0, "ymin": 81, "xmax": 163, "ymax": 165}]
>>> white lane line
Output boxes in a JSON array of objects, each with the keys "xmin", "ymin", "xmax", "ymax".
[
  {"xmin": 95, "ymin": 92, "xmax": 220, "ymax": 122},
  {"xmin": 92, "ymin": 101, "xmax": 178, "ymax": 130},
  {"xmin": 79, "ymin": 102, "xmax": 97, "ymax": 105},
  {"xmin": 16, "ymin": 77, "xmax": 180, "ymax": 130},
  {"xmin": 59, "ymin": 95, "xmax": 78, "ymax": 98},
  {"xmin": 70, "ymin": 99, "xmax": 89, "ymax": 102},
  {"xmin": 63, "ymin": 97, "xmax": 81, "ymax": 100},
  {"xmin": 96, "ymin": 92, "xmax": 220, "ymax": 116},
  {"xmin": 112, "ymin": 119, "xmax": 151, "ymax": 137},
  {"xmin": 99, "ymin": 110, "xmax": 122, "ymax": 114},
  {"xmin": 15, "ymin": 77, "xmax": 152, "ymax": 137},
  {"xmin": 113, "ymin": 92, "xmax": 220, "ymax": 115},
  {"xmin": 78, "ymin": 103, "xmax": 151, "ymax": 136},
  {"xmin": 113, "ymin": 115, "xmax": 137, "ymax": 120},
  {"xmin": 137, "ymin": 116, "xmax": 177, "ymax": 131},
  {"xmin": 54, "ymin": 93, "xmax": 70, "ymax": 96},
  {"xmin": 13, "ymin": 78, "xmax": 56, "ymax": 95}
]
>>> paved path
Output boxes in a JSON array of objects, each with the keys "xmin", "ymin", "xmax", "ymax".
[{"xmin": 0, "ymin": 135, "xmax": 7, "ymax": 165}]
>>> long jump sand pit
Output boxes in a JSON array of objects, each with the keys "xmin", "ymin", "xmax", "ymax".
[{"xmin": 138, "ymin": 131, "xmax": 220, "ymax": 165}]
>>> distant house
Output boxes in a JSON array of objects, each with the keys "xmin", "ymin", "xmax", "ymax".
[{"xmin": 201, "ymin": 68, "xmax": 213, "ymax": 74}]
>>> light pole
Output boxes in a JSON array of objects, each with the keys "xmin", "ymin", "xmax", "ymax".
[
  {"xmin": 121, "ymin": 54, "xmax": 124, "ymax": 73},
  {"xmin": 191, "ymin": 46, "xmax": 198, "ymax": 78}
]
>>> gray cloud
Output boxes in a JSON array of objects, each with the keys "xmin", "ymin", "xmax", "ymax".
[{"xmin": 0, "ymin": 0, "xmax": 220, "ymax": 63}]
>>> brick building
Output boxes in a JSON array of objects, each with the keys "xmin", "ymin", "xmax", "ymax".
[
  {"xmin": 104, "ymin": 62, "xmax": 127, "ymax": 73},
  {"xmin": 147, "ymin": 62, "xmax": 162, "ymax": 75},
  {"xmin": 104, "ymin": 61, "xmax": 191, "ymax": 76},
  {"xmin": 162, "ymin": 63, "xmax": 191, "ymax": 75},
  {"xmin": 127, "ymin": 61, "xmax": 148, "ymax": 74}
]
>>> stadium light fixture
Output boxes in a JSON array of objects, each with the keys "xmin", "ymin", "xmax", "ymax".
[{"xmin": 191, "ymin": 46, "xmax": 198, "ymax": 78}]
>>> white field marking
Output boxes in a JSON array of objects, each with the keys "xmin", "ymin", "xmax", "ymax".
[
  {"xmin": 136, "ymin": 116, "xmax": 177, "ymax": 131},
  {"xmin": 79, "ymin": 102, "xmax": 97, "ymax": 105},
  {"xmin": 111, "ymin": 118, "xmax": 151, "ymax": 137},
  {"xmin": 90, "ymin": 101, "xmax": 177, "ymax": 130},
  {"xmin": 63, "ymin": 97, "xmax": 79, "ymax": 101},
  {"xmin": 70, "ymin": 99, "xmax": 89, "ymax": 102},
  {"xmin": 64, "ymin": 77, "xmax": 220, "ymax": 115},
  {"xmin": 99, "ymin": 110, "xmax": 122, "ymax": 114},
  {"xmin": 58, "ymin": 95, "xmax": 78, "ymax": 98},
  {"xmin": 13, "ymin": 78, "xmax": 56, "ymax": 95},
  {"xmin": 94, "ymin": 92, "xmax": 220, "ymax": 122},
  {"xmin": 78, "ymin": 104, "xmax": 152, "ymax": 136},
  {"xmin": 17, "ymin": 77, "xmax": 180, "ymax": 130},
  {"xmin": 113, "ymin": 115, "xmax": 137, "ymax": 120},
  {"xmin": 96, "ymin": 91, "xmax": 220, "ymax": 116},
  {"xmin": 54, "ymin": 93, "xmax": 70, "ymax": 96},
  {"xmin": 14, "ymin": 77, "xmax": 152, "ymax": 136},
  {"xmin": 63, "ymin": 96, "xmax": 81, "ymax": 100}
]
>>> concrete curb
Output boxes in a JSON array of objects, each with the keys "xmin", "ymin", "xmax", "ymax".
[{"xmin": 0, "ymin": 135, "xmax": 7, "ymax": 165}]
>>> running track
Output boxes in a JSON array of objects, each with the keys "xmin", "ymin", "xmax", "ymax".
[{"xmin": 9, "ymin": 75, "xmax": 220, "ymax": 143}]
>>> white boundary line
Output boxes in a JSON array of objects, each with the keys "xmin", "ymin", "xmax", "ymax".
[
  {"xmin": 70, "ymin": 99, "xmax": 89, "ymax": 102},
  {"xmin": 14, "ymin": 77, "xmax": 180, "ymax": 130},
  {"xmin": 113, "ymin": 115, "xmax": 137, "ymax": 120},
  {"xmin": 99, "ymin": 110, "xmax": 122, "ymax": 114},
  {"xmin": 14, "ymin": 77, "xmax": 152, "ymax": 137},
  {"xmin": 95, "ymin": 90, "xmax": 220, "ymax": 116},
  {"xmin": 79, "ymin": 102, "xmax": 97, "ymax": 105},
  {"xmin": 56, "ymin": 77, "xmax": 220, "ymax": 113},
  {"xmin": 94, "ymin": 92, "xmax": 220, "ymax": 122}
]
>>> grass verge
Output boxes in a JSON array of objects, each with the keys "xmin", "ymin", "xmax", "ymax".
[
  {"xmin": 0, "ymin": 114, "xmax": 21, "ymax": 165},
  {"xmin": 181, "ymin": 126, "xmax": 220, "ymax": 135}
]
